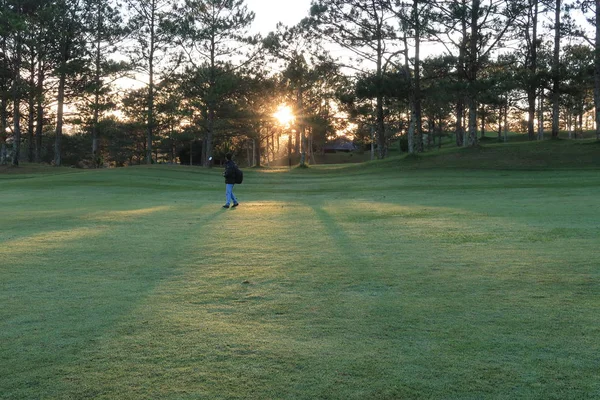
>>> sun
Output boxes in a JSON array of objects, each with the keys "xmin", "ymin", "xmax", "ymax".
[{"xmin": 274, "ymin": 104, "xmax": 294, "ymax": 126}]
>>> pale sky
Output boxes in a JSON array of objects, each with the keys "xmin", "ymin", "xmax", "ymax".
[{"xmin": 245, "ymin": 0, "xmax": 313, "ymax": 35}]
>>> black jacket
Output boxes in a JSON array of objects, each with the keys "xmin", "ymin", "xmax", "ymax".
[{"xmin": 223, "ymin": 160, "xmax": 237, "ymax": 184}]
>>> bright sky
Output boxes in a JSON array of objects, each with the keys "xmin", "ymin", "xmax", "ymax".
[{"xmin": 245, "ymin": 0, "xmax": 313, "ymax": 35}]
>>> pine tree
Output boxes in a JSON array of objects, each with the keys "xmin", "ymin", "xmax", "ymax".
[
  {"xmin": 126, "ymin": 0, "xmax": 177, "ymax": 164},
  {"xmin": 86, "ymin": 0, "xmax": 127, "ymax": 166},
  {"xmin": 308, "ymin": 0, "xmax": 400, "ymax": 158},
  {"xmin": 51, "ymin": 0, "xmax": 90, "ymax": 166},
  {"xmin": 175, "ymin": 0, "xmax": 257, "ymax": 167},
  {"xmin": 432, "ymin": 0, "xmax": 522, "ymax": 146},
  {"xmin": 570, "ymin": 0, "xmax": 599, "ymax": 139}
]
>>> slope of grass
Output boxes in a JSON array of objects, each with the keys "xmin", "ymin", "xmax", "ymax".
[
  {"xmin": 1, "ymin": 143, "xmax": 599, "ymax": 399},
  {"xmin": 383, "ymin": 139, "xmax": 600, "ymax": 170}
]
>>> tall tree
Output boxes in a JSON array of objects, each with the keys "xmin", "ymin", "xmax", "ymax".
[
  {"xmin": 0, "ymin": 6, "xmax": 8, "ymax": 165},
  {"xmin": 434, "ymin": 0, "xmax": 522, "ymax": 146},
  {"xmin": 51, "ymin": 0, "xmax": 90, "ymax": 166},
  {"xmin": 19, "ymin": 1, "xmax": 55, "ymax": 163},
  {"xmin": 87, "ymin": 0, "xmax": 126, "ymax": 166},
  {"xmin": 309, "ymin": 0, "xmax": 400, "ymax": 158},
  {"xmin": 126, "ymin": 0, "xmax": 177, "ymax": 164},
  {"xmin": 571, "ymin": 0, "xmax": 598, "ymax": 139},
  {"xmin": 28, "ymin": 2, "xmax": 56, "ymax": 163},
  {"xmin": 513, "ymin": 0, "xmax": 542, "ymax": 140},
  {"xmin": 393, "ymin": 0, "xmax": 434, "ymax": 153},
  {"xmin": 176, "ymin": 0, "xmax": 257, "ymax": 167},
  {"xmin": 432, "ymin": 0, "xmax": 470, "ymax": 146},
  {"xmin": 420, "ymin": 55, "xmax": 457, "ymax": 147},
  {"xmin": 561, "ymin": 44, "xmax": 594, "ymax": 137},
  {"xmin": 551, "ymin": 0, "xmax": 562, "ymax": 138},
  {"xmin": 5, "ymin": 0, "xmax": 26, "ymax": 166}
]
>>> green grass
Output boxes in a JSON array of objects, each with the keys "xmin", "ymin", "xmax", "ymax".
[
  {"xmin": 1, "ymin": 141, "xmax": 600, "ymax": 399},
  {"xmin": 385, "ymin": 138, "xmax": 600, "ymax": 170}
]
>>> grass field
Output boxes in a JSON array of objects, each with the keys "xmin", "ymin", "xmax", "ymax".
[{"xmin": 1, "ymin": 140, "xmax": 599, "ymax": 399}]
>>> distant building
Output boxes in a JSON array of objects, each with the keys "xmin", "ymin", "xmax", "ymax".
[{"xmin": 323, "ymin": 137, "xmax": 357, "ymax": 153}]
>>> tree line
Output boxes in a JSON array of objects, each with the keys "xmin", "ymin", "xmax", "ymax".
[{"xmin": 1, "ymin": 0, "xmax": 599, "ymax": 168}]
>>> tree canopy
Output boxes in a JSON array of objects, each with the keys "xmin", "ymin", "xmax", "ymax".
[{"xmin": 1, "ymin": 0, "xmax": 598, "ymax": 168}]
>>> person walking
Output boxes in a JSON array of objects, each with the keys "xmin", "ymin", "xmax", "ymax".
[{"xmin": 222, "ymin": 153, "xmax": 239, "ymax": 209}]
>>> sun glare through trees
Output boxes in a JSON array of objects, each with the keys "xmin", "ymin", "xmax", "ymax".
[
  {"xmin": 274, "ymin": 105, "xmax": 295, "ymax": 127},
  {"xmin": 1, "ymin": 0, "xmax": 599, "ymax": 169}
]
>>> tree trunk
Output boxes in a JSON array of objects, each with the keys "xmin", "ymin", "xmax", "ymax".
[
  {"xmin": 527, "ymin": 0, "xmax": 538, "ymax": 141},
  {"xmin": 92, "ymin": 4, "xmax": 103, "ymax": 167},
  {"xmin": 568, "ymin": 112, "xmax": 573, "ymax": 139},
  {"xmin": 201, "ymin": 133, "xmax": 207, "ymax": 166},
  {"xmin": 27, "ymin": 45, "xmax": 35, "ymax": 163},
  {"xmin": 54, "ymin": 14, "xmax": 75, "ymax": 167},
  {"xmin": 0, "ymin": 97, "xmax": 6, "ymax": 165},
  {"xmin": 468, "ymin": 98, "xmax": 478, "ymax": 146},
  {"xmin": 376, "ymin": 94, "xmax": 385, "ymax": 158},
  {"xmin": 205, "ymin": 108, "xmax": 214, "ymax": 167},
  {"xmin": 594, "ymin": 2, "xmax": 600, "ymax": 140},
  {"xmin": 147, "ymin": 56, "xmax": 154, "ymax": 164},
  {"xmin": 0, "ymin": 32, "xmax": 6, "ymax": 165},
  {"xmin": 294, "ymin": 126, "xmax": 300, "ymax": 155},
  {"xmin": 298, "ymin": 88, "xmax": 306, "ymax": 166},
  {"xmin": 403, "ymin": 30, "xmax": 415, "ymax": 154},
  {"xmin": 287, "ymin": 130, "xmax": 292, "ymax": 167},
  {"xmin": 265, "ymin": 131, "xmax": 270, "ymax": 166},
  {"xmin": 370, "ymin": 125, "xmax": 376, "ymax": 160},
  {"xmin": 300, "ymin": 122, "xmax": 306, "ymax": 166},
  {"xmin": 171, "ymin": 139, "xmax": 175, "ymax": 164},
  {"xmin": 480, "ymin": 108, "xmax": 485, "ymax": 139},
  {"xmin": 528, "ymin": 95, "xmax": 538, "ymax": 140},
  {"xmin": 551, "ymin": 0, "xmax": 561, "ymax": 138},
  {"xmin": 455, "ymin": 0, "xmax": 467, "ymax": 147},
  {"xmin": 376, "ymin": 25, "xmax": 385, "ymax": 158},
  {"xmin": 413, "ymin": 0, "xmax": 423, "ymax": 153},
  {"xmin": 455, "ymin": 100, "xmax": 464, "ymax": 147},
  {"xmin": 438, "ymin": 117, "xmax": 443, "ymax": 148},
  {"xmin": 503, "ymin": 101, "xmax": 509, "ymax": 142},
  {"xmin": 538, "ymin": 89, "xmax": 544, "ymax": 140},
  {"xmin": 466, "ymin": 0, "xmax": 480, "ymax": 146},
  {"xmin": 527, "ymin": 92, "xmax": 536, "ymax": 140},
  {"xmin": 498, "ymin": 107, "xmax": 502, "ymax": 141},
  {"xmin": 170, "ymin": 126, "xmax": 174, "ymax": 163},
  {"xmin": 309, "ymin": 128, "xmax": 316, "ymax": 164},
  {"xmin": 408, "ymin": 104, "xmax": 416, "ymax": 154},
  {"xmin": 0, "ymin": 143, "xmax": 6, "ymax": 165},
  {"xmin": 54, "ymin": 64, "xmax": 67, "ymax": 167},
  {"xmin": 12, "ymin": 29, "xmax": 23, "ymax": 167},
  {"xmin": 35, "ymin": 55, "xmax": 44, "ymax": 163},
  {"xmin": 146, "ymin": 1, "xmax": 156, "ymax": 165},
  {"xmin": 204, "ymin": 33, "xmax": 216, "ymax": 168},
  {"xmin": 427, "ymin": 118, "xmax": 434, "ymax": 149},
  {"xmin": 254, "ymin": 137, "xmax": 261, "ymax": 167},
  {"xmin": 246, "ymin": 142, "xmax": 251, "ymax": 166},
  {"xmin": 273, "ymin": 130, "xmax": 277, "ymax": 164}
]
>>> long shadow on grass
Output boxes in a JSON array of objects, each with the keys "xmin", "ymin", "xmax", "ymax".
[
  {"xmin": 0, "ymin": 205, "xmax": 225, "ymax": 398},
  {"xmin": 308, "ymin": 203, "xmax": 393, "ymax": 294},
  {"xmin": 309, "ymin": 204, "xmax": 375, "ymax": 268}
]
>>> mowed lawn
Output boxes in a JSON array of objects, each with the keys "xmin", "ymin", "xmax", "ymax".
[{"xmin": 1, "ymin": 163, "xmax": 599, "ymax": 399}]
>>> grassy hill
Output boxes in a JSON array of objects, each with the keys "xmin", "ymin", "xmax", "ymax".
[
  {"xmin": 1, "ymin": 139, "xmax": 599, "ymax": 399},
  {"xmin": 387, "ymin": 139, "xmax": 600, "ymax": 170},
  {"xmin": 261, "ymin": 138, "xmax": 600, "ymax": 171}
]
